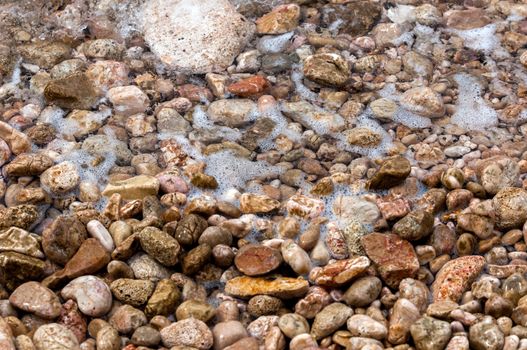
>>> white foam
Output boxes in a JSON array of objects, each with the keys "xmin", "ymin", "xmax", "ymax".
[
  {"xmin": 10, "ymin": 58, "xmax": 22, "ymax": 85},
  {"xmin": 256, "ymin": 103, "xmax": 302, "ymax": 152},
  {"xmin": 192, "ymin": 106, "xmax": 242, "ymax": 141},
  {"xmin": 450, "ymin": 24, "xmax": 509, "ymax": 58},
  {"xmin": 451, "ymin": 73, "xmax": 498, "ymax": 131},
  {"xmin": 387, "ymin": 4, "xmax": 416, "ymax": 24},
  {"xmin": 375, "ymin": 84, "xmax": 431, "ymax": 129},
  {"xmin": 291, "ymin": 64, "xmax": 321, "ymax": 103}
]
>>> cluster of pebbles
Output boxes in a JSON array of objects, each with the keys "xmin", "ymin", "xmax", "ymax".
[{"xmin": 2, "ymin": 0, "xmax": 527, "ymax": 349}]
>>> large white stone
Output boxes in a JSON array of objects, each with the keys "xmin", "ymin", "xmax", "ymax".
[{"xmin": 142, "ymin": 0, "xmax": 255, "ymax": 74}]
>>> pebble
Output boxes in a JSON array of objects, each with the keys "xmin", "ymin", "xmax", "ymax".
[
  {"xmin": 303, "ymin": 53, "xmax": 350, "ymax": 87},
  {"xmin": 343, "ymin": 276, "xmax": 382, "ymax": 307},
  {"xmin": 234, "ymin": 243, "xmax": 282, "ymax": 276},
  {"xmin": 432, "ymin": 255, "xmax": 486, "ymax": 302},
  {"xmin": 212, "ymin": 321, "xmax": 248, "ymax": 350},
  {"xmin": 361, "ymin": 233, "xmax": 419, "ymax": 289},
  {"xmin": 42, "ymin": 215, "xmax": 87, "ymax": 265},
  {"xmin": 388, "ymin": 298, "xmax": 420, "ymax": 344},
  {"xmin": 469, "ymin": 321, "xmax": 505, "ymax": 350},
  {"xmin": 493, "ymin": 187, "xmax": 527, "ymax": 230},
  {"xmin": 138, "ymin": 226, "xmax": 180, "ymax": 266},
  {"xmin": 145, "ymin": 279, "xmax": 180, "ymax": 318},
  {"xmin": 0, "ymin": 227, "xmax": 44, "ymax": 258},
  {"xmin": 9, "ymin": 282, "xmax": 61, "ymax": 319},
  {"xmin": 142, "ymin": 0, "xmax": 254, "ymax": 74},
  {"xmin": 278, "ymin": 313, "xmax": 309, "ymax": 338},
  {"xmin": 225, "ymin": 276, "xmax": 309, "ymax": 299},
  {"xmin": 33, "ymin": 323, "xmax": 80, "ymax": 350},
  {"xmin": 95, "ymin": 326, "xmax": 120, "ymax": 350},
  {"xmin": 109, "ymin": 305, "xmax": 147, "ymax": 334},
  {"xmin": 309, "ymin": 256, "xmax": 370, "ymax": 287},
  {"xmin": 281, "ymin": 239, "xmax": 311, "ymax": 275},
  {"xmin": 176, "ymin": 300, "xmax": 215, "ymax": 322},
  {"xmin": 61, "ymin": 276, "xmax": 112, "ymax": 317},
  {"xmin": 107, "ymin": 86, "xmax": 149, "ymax": 116},
  {"xmin": 160, "ymin": 318, "xmax": 213, "ymax": 349},
  {"xmin": 410, "ymin": 316, "xmax": 452, "ymax": 350},
  {"xmin": 347, "ymin": 314, "xmax": 387, "ymax": 340},
  {"xmin": 86, "ymin": 220, "xmax": 115, "ymax": 252},
  {"xmin": 311, "ymin": 303, "xmax": 353, "ymax": 339},
  {"xmin": 40, "ymin": 161, "xmax": 80, "ymax": 194},
  {"xmin": 102, "ymin": 175, "xmax": 160, "ymax": 200},
  {"xmin": 400, "ymin": 86, "xmax": 445, "ymax": 118},
  {"xmin": 128, "ymin": 253, "xmax": 171, "ymax": 281},
  {"xmin": 110, "ymin": 278, "xmax": 154, "ymax": 308},
  {"xmin": 0, "ymin": 316, "xmax": 16, "ymax": 350}
]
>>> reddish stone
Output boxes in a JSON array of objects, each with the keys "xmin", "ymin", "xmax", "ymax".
[
  {"xmin": 177, "ymin": 84, "xmax": 213, "ymax": 102},
  {"xmin": 431, "ymin": 256, "xmax": 486, "ymax": 303},
  {"xmin": 234, "ymin": 244, "xmax": 282, "ymax": 276},
  {"xmin": 309, "ymin": 256, "xmax": 370, "ymax": 287},
  {"xmin": 361, "ymin": 233, "xmax": 419, "ymax": 289},
  {"xmin": 445, "ymin": 9, "xmax": 491, "ymax": 30},
  {"xmin": 42, "ymin": 238, "xmax": 110, "ymax": 288},
  {"xmin": 58, "ymin": 300, "xmax": 87, "ymax": 343},
  {"xmin": 228, "ymin": 76, "xmax": 269, "ymax": 97},
  {"xmin": 377, "ymin": 198, "xmax": 411, "ymax": 221}
]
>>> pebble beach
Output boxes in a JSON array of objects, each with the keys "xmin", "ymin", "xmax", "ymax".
[{"xmin": 1, "ymin": 0, "xmax": 527, "ymax": 349}]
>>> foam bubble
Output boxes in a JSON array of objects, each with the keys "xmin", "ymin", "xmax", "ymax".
[
  {"xmin": 257, "ymin": 32, "xmax": 294, "ymax": 54},
  {"xmin": 451, "ymin": 73, "xmax": 498, "ymax": 131},
  {"xmin": 450, "ymin": 24, "xmax": 509, "ymax": 58}
]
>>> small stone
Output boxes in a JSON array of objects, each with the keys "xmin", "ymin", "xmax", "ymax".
[
  {"xmin": 281, "ymin": 240, "xmax": 311, "ymax": 275},
  {"xmin": 225, "ymin": 276, "xmax": 309, "ymax": 299},
  {"xmin": 239, "ymin": 193, "xmax": 280, "ymax": 214},
  {"xmin": 176, "ymin": 300, "xmax": 215, "ymax": 322},
  {"xmin": 400, "ymin": 87, "xmax": 445, "ymax": 118},
  {"xmin": 181, "ymin": 244, "xmax": 212, "ymax": 275},
  {"xmin": 4, "ymin": 153, "xmax": 53, "ymax": 177},
  {"xmin": 198, "ymin": 227, "xmax": 232, "ymax": 247},
  {"xmin": 278, "ymin": 313, "xmax": 309, "ymax": 339},
  {"xmin": 33, "ymin": 323, "xmax": 80, "ymax": 350},
  {"xmin": 40, "ymin": 161, "xmax": 80, "ymax": 195},
  {"xmin": 0, "ymin": 252, "xmax": 45, "ymax": 291},
  {"xmin": 446, "ymin": 8, "xmax": 491, "ymax": 30},
  {"xmin": 309, "ymin": 256, "xmax": 370, "ymax": 287},
  {"xmin": 207, "ymin": 99, "xmax": 256, "ymax": 128},
  {"xmin": 370, "ymin": 98, "xmax": 397, "ymax": 121},
  {"xmin": 228, "ymin": 76, "xmax": 268, "ymax": 97},
  {"xmin": 85, "ymin": 60, "xmax": 129, "ymax": 94},
  {"xmin": 43, "ymin": 239, "xmax": 110, "ymax": 289},
  {"xmin": 61, "ymin": 276, "xmax": 112, "ymax": 317},
  {"xmin": 457, "ymin": 214, "xmax": 494, "ymax": 239},
  {"xmin": 9, "ymin": 282, "xmax": 61, "ymax": 319},
  {"xmin": 493, "ymin": 187, "xmax": 527, "ymax": 230},
  {"xmin": 145, "ymin": 279, "xmax": 180, "ymax": 318},
  {"xmin": 347, "ymin": 315, "xmax": 387, "ymax": 340},
  {"xmin": 109, "ymin": 305, "xmax": 147, "ymax": 334},
  {"xmin": 96, "ymin": 326, "xmax": 120, "ymax": 350},
  {"xmin": 44, "ymin": 73, "xmax": 98, "ymax": 110},
  {"xmin": 281, "ymin": 101, "xmax": 346, "ymax": 133},
  {"xmin": 311, "ymin": 303, "xmax": 353, "ymax": 339},
  {"xmin": 247, "ymin": 295, "xmax": 283, "ymax": 317},
  {"xmin": 139, "ymin": 227, "xmax": 180, "ymax": 266},
  {"xmin": 432, "ymin": 255, "xmax": 486, "ymax": 302},
  {"xmin": 392, "ymin": 210, "xmax": 434, "ymax": 241},
  {"xmin": 57, "ymin": 300, "xmax": 86, "ymax": 343},
  {"xmin": 102, "ymin": 175, "xmax": 159, "ymax": 200},
  {"xmin": 18, "ymin": 41, "xmax": 71, "ymax": 68},
  {"xmin": 256, "ymin": 4, "xmax": 300, "ymax": 34},
  {"xmin": 286, "ymin": 195, "xmax": 325, "ymax": 219},
  {"xmin": 42, "ymin": 215, "xmax": 88, "ymax": 265},
  {"xmin": 479, "ymin": 157, "xmax": 519, "ymax": 195},
  {"xmin": 128, "ymin": 253, "xmax": 170, "ymax": 281},
  {"xmin": 346, "ymin": 127, "xmax": 382, "ymax": 147},
  {"xmin": 0, "ymin": 227, "xmax": 44, "ymax": 258},
  {"xmin": 361, "ymin": 233, "xmax": 419, "ymax": 289},
  {"xmin": 131, "ymin": 326, "xmax": 161, "ymax": 347},
  {"xmin": 388, "ymin": 298, "xmax": 420, "ymax": 344},
  {"xmin": 110, "ymin": 279, "xmax": 155, "ymax": 307},
  {"xmin": 86, "ymin": 220, "xmax": 114, "ymax": 252},
  {"xmin": 343, "ymin": 276, "xmax": 382, "ymax": 307},
  {"xmin": 469, "ymin": 321, "xmax": 504, "ymax": 350},
  {"xmin": 160, "ymin": 318, "xmax": 213, "ymax": 349},
  {"xmin": 0, "ymin": 317, "xmax": 15, "ymax": 350},
  {"xmin": 175, "ymin": 214, "xmax": 208, "ymax": 246},
  {"xmin": 303, "ymin": 53, "xmax": 350, "ymax": 87},
  {"xmin": 212, "ymin": 321, "xmax": 248, "ymax": 349},
  {"xmin": 107, "ymin": 86, "xmax": 149, "ymax": 116},
  {"xmin": 0, "ymin": 122, "xmax": 32, "ymax": 155},
  {"xmin": 410, "ymin": 316, "xmax": 452, "ymax": 350},
  {"xmin": 234, "ymin": 244, "xmax": 282, "ymax": 276},
  {"xmin": 368, "ymin": 156, "xmax": 411, "ymax": 189}
]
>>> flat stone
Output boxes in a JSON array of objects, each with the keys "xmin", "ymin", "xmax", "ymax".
[
  {"xmin": 410, "ymin": 316, "xmax": 452, "ymax": 350},
  {"xmin": 493, "ymin": 187, "xmax": 527, "ymax": 230},
  {"xmin": 0, "ymin": 205, "xmax": 39, "ymax": 231},
  {"xmin": 44, "ymin": 73, "xmax": 98, "ymax": 110},
  {"xmin": 361, "ymin": 233, "xmax": 419, "ymax": 289},
  {"xmin": 368, "ymin": 156, "xmax": 411, "ymax": 190},
  {"xmin": 0, "ymin": 227, "xmax": 44, "ymax": 258},
  {"xmin": 239, "ymin": 193, "xmax": 280, "ymax": 214},
  {"xmin": 9, "ymin": 282, "xmax": 61, "ymax": 319},
  {"xmin": 256, "ymin": 4, "xmax": 300, "ymax": 34},
  {"xmin": 0, "ymin": 252, "xmax": 45, "ymax": 291},
  {"xmin": 400, "ymin": 87, "xmax": 445, "ymax": 118},
  {"xmin": 432, "ymin": 255, "xmax": 486, "ymax": 302},
  {"xmin": 142, "ymin": 0, "xmax": 255, "ymax": 74},
  {"xmin": 107, "ymin": 85, "xmax": 150, "ymax": 116},
  {"xmin": 40, "ymin": 161, "xmax": 80, "ymax": 195},
  {"xmin": 309, "ymin": 256, "xmax": 370, "ymax": 287},
  {"xmin": 0, "ymin": 122, "xmax": 31, "ymax": 155},
  {"xmin": 207, "ymin": 99, "xmax": 256, "ymax": 128},
  {"xmin": 235, "ymin": 244, "xmax": 282, "ymax": 276},
  {"xmin": 311, "ymin": 303, "xmax": 353, "ymax": 339},
  {"xmin": 102, "ymin": 175, "xmax": 159, "ymax": 200},
  {"xmin": 160, "ymin": 318, "xmax": 213, "ymax": 349},
  {"xmin": 33, "ymin": 323, "xmax": 80, "ymax": 350},
  {"xmin": 303, "ymin": 53, "xmax": 350, "ymax": 87},
  {"xmin": 3, "ymin": 153, "xmax": 53, "ymax": 177},
  {"xmin": 18, "ymin": 41, "xmax": 71, "ymax": 68},
  {"xmin": 43, "ymin": 238, "xmax": 110, "ymax": 289},
  {"xmin": 225, "ymin": 276, "xmax": 309, "ymax": 299},
  {"xmin": 281, "ymin": 101, "xmax": 346, "ymax": 134}
]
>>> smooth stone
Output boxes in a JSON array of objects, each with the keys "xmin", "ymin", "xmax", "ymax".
[
  {"xmin": 9, "ymin": 282, "xmax": 61, "ymax": 319},
  {"xmin": 86, "ymin": 220, "xmax": 115, "ymax": 252},
  {"xmin": 33, "ymin": 323, "xmax": 80, "ymax": 350},
  {"xmin": 160, "ymin": 318, "xmax": 214, "ymax": 349},
  {"xmin": 61, "ymin": 276, "xmax": 112, "ymax": 317}
]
